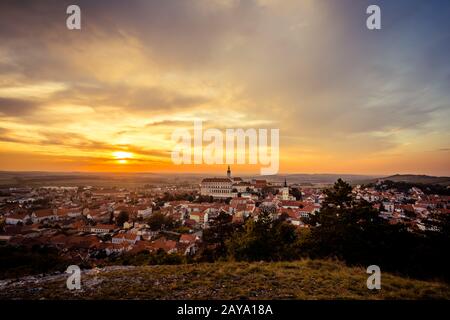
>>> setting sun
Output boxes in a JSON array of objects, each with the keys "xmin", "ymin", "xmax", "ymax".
[
  {"xmin": 112, "ymin": 151, "xmax": 133, "ymax": 159},
  {"xmin": 112, "ymin": 151, "xmax": 133, "ymax": 164}
]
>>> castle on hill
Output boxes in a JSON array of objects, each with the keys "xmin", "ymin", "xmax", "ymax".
[{"xmin": 200, "ymin": 166, "xmax": 293, "ymax": 200}]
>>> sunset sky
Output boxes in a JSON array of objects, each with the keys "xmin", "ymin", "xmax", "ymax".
[{"xmin": 0, "ymin": 0, "xmax": 449, "ymax": 175}]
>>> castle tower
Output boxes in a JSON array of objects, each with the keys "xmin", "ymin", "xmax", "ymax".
[{"xmin": 227, "ymin": 165, "xmax": 231, "ymax": 178}]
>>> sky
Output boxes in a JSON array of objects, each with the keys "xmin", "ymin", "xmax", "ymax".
[{"xmin": 0, "ymin": 0, "xmax": 449, "ymax": 176}]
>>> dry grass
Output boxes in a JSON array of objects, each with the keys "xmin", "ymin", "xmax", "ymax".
[{"xmin": 1, "ymin": 259, "xmax": 449, "ymax": 300}]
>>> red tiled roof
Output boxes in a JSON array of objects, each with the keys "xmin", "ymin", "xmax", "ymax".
[
  {"xmin": 94, "ymin": 224, "xmax": 116, "ymax": 230},
  {"xmin": 66, "ymin": 235, "xmax": 100, "ymax": 249},
  {"xmin": 179, "ymin": 234, "xmax": 197, "ymax": 243},
  {"xmin": 280, "ymin": 200, "xmax": 303, "ymax": 207},
  {"xmin": 299, "ymin": 204, "xmax": 316, "ymax": 212},
  {"xmin": 280, "ymin": 208, "xmax": 299, "ymax": 219},
  {"xmin": 33, "ymin": 209, "xmax": 55, "ymax": 217},
  {"xmin": 113, "ymin": 233, "xmax": 139, "ymax": 240},
  {"xmin": 184, "ymin": 219, "xmax": 197, "ymax": 227},
  {"xmin": 128, "ymin": 241, "xmax": 152, "ymax": 254},
  {"xmin": 149, "ymin": 238, "xmax": 177, "ymax": 252},
  {"xmin": 6, "ymin": 213, "xmax": 28, "ymax": 220}
]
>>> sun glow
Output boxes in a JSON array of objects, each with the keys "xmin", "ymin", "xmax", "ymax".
[{"xmin": 112, "ymin": 151, "xmax": 133, "ymax": 164}]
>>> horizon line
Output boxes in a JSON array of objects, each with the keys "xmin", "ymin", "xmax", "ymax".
[{"xmin": 0, "ymin": 170, "xmax": 448, "ymax": 178}]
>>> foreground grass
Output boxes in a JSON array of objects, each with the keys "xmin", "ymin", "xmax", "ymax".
[{"xmin": 1, "ymin": 259, "xmax": 449, "ymax": 299}]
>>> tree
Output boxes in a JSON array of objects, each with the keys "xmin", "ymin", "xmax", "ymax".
[
  {"xmin": 227, "ymin": 205, "xmax": 298, "ymax": 262},
  {"xmin": 109, "ymin": 210, "xmax": 114, "ymax": 224},
  {"xmin": 193, "ymin": 195, "xmax": 214, "ymax": 203},
  {"xmin": 307, "ymin": 179, "xmax": 394, "ymax": 260},
  {"xmin": 323, "ymin": 178, "xmax": 353, "ymax": 208},
  {"xmin": 116, "ymin": 211, "xmax": 129, "ymax": 227},
  {"xmin": 200, "ymin": 212, "xmax": 236, "ymax": 261},
  {"xmin": 290, "ymin": 187, "xmax": 302, "ymax": 200},
  {"xmin": 260, "ymin": 186, "xmax": 275, "ymax": 198},
  {"xmin": 147, "ymin": 212, "xmax": 173, "ymax": 231}
]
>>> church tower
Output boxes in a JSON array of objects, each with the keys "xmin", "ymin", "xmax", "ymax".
[
  {"xmin": 281, "ymin": 178, "xmax": 289, "ymax": 200},
  {"xmin": 227, "ymin": 165, "xmax": 231, "ymax": 178}
]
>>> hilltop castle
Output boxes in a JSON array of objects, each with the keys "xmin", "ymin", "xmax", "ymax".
[
  {"xmin": 200, "ymin": 166, "xmax": 243, "ymax": 198},
  {"xmin": 200, "ymin": 166, "xmax": 292, "ymax": 200}
]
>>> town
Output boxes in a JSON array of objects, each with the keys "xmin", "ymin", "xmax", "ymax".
[{"xmin": 0, "ymin": 167, "xmax": 448, "ymax": 277}]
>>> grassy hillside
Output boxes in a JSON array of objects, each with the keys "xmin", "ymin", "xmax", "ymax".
[{"xmin": 1, "ymin": 259, "xmax": 449, "ymax": 300}]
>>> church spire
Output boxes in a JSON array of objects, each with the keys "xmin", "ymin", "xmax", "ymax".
[
  {"xmin": 227, "ymin": 165, "xmax": 231, "ymax": 178},
  {"xmin": 284, "ymin": 178, "xmax": 287, "ymax": 187}
]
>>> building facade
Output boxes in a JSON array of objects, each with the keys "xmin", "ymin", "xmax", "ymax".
[
  {"xmin": 200, "ymin": 166, "xmax": 240, "ymax": 198},
  {"xmin": 200, "ymin": 177, "xmax": 234, "ymax": 198}
]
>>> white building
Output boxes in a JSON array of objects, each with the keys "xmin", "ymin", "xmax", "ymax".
[
  {"xmin": 383, "ymin": 202, "xmax": 395, "ymax": 213},
  {"xmin": 200, "ymin": 177, "xmax": 234, "ymax": 198},
  {"xmin": 89, "ymin": 224, "xmax": 116, "ymax": 233},
  {"xmin": 112, "ymin": 233, "xmax": 140, "ymax": 245},
  {"xmin": 200, "ymin": 166, "xmax": 245, "ymax": 198},
  {"xmin": 280, "ymin": 179, "xmax": 294, "ymax": 201},
  {"xmin": 137, "ymin": 206, "xmax": 152, "ymax": 219},
  {"xmin": 31, "ymin": 209, "xmax": 58, "ymax": 223}
]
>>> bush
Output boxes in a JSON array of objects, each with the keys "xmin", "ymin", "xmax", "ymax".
[{"xmin": 0, "ymin": 245, "xmax": 68, "ymax": 279}]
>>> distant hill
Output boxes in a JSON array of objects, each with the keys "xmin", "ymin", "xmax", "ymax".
[
  {"xmin": 0, "ymin": 171, "xmax": 204, "ymax": 187},
  {"xmin": 1, "ymin": 260, "xmax": 449, "ymax": 300},
  {"xmin": 251, "ymin": 174, "xmax": 379, "ymax": 186},
  {"xmin": 379, "ymin": 174, "xmax": 450, "ymax": 186}
]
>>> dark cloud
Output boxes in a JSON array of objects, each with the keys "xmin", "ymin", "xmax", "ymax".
[
  {"xmin": 0, "ymin": 127, "xmax": 26, "ymax": 143},
  {"xmin": 36, "ymin": 132, "xmax": 110, "ymax": 151},
  {"xmin": 48, "ymin": 83, "xmax": 210, "ymax": 114},
  {"xmin": 0, "ymin": 97, "xmax": 39, "ymax": 116},
  {"xmin": 0, "ymin": 0, "xmax": 262, "ymax": 80}
]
